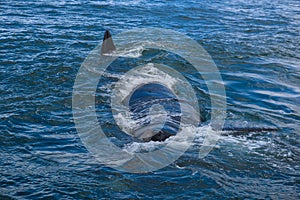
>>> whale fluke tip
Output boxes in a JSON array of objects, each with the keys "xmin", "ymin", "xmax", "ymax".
[{"xmin": 101, "ymin": 30, "xmax": 116, "ymax": 55}]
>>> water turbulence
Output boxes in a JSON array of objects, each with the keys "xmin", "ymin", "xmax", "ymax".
[
  {"xmin": 110, "ymin": 62, "xmax": 201, "ymax": 155},
  {"xmin": 72, "ymin": 28, "xmax": 228, "ymax": 173}
]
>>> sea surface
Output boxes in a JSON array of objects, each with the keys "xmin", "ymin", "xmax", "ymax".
[{"xmin": 1, "ymin": 0, "xmax": 300, "ymax": 199}]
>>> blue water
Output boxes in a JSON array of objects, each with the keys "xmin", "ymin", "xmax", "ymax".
[{"xmin": 1, "ymin": 0, "xmax": 300, "ymax": 199}]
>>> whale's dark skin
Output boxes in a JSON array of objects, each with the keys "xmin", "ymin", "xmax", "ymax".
[
  {"xmin": 101, "ymin": 31, "xmax": 278, "ymax": 142},
  {"xmin": 142, "ymin": 130, "xmax": 174, "ymax": 142},
  {"xmin": 101, "ymin": 30, "xmax": 116, "ymax": 54},
  {"xmin": 144, "ymin": 127, "xmax": 279, "ymax": 142},
  {"xmin": 139, "ymin": 127, "xmax": 279, "ymax": 142}
]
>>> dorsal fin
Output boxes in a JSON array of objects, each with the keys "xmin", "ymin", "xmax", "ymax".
[{"xmin": 101, "ymin": 30, "xmax": 116, "ymax": 55}]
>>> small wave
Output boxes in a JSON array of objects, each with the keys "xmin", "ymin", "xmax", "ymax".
[{"xmin": 103, "ymin": 45, "xmax": 144, "ymax": 58}]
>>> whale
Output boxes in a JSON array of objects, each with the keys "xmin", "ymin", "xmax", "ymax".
[
  {"xmin": 101, "ymin": 30, "xmax": 278, "ymax": 142},
  {"xmin": 101, "ymin": 30, "xmax": 116, "ymax": 54}
]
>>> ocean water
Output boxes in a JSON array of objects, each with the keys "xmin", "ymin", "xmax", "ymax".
[{"xmin": 1, "ymin": 0, "xmax": 300, "ymax": 199}]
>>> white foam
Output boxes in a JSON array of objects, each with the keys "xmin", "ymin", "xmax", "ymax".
[
  {"xmin": 121, "ymin": 124, "xmax": 216, "ymax": 154},
  {"xmin": 103, "ymin": 45, "xmax": 144, "ymax": 58}
]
